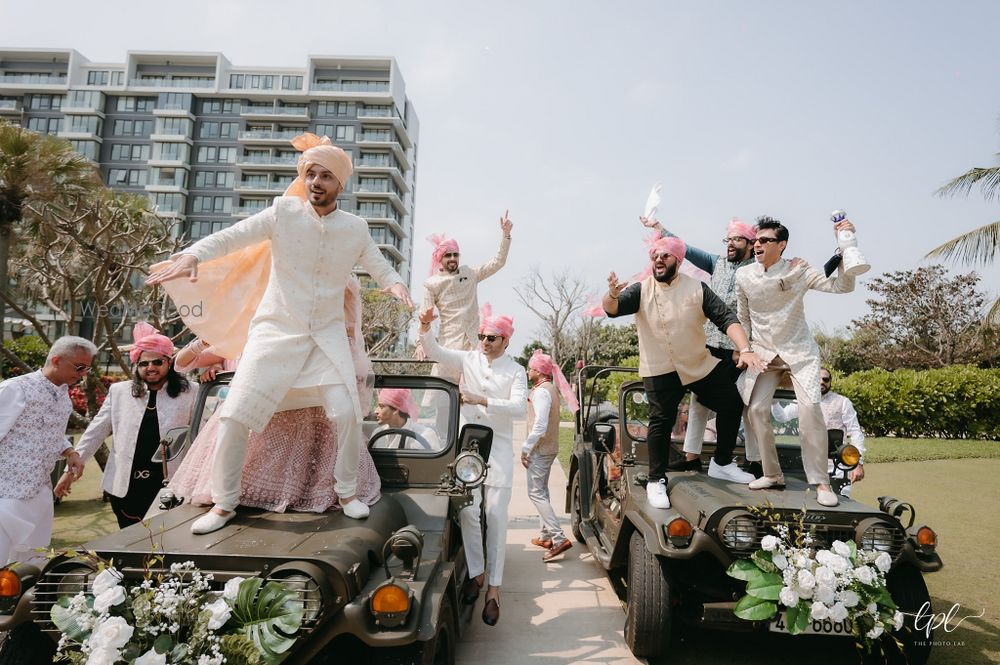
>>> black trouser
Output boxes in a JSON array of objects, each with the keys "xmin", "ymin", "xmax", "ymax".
[{"xmin": 644, "ymin": 359, "xmax": 745, "ymax": 481}]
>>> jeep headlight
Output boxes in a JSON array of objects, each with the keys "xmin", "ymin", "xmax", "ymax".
[
  {"xmin": 454, "ymin": 451, "xmax": 487, "ymax": 488},
  {"xmin": 860, "ymin": 522, "xmax": 899, "ymax": 554},
  {"xmin": 718, "ymin": 512, "xmax": 759, "ymax": 552},
  {"xmin": 271, "ymin": 574, "xmax": 322, "ymax": 624}
]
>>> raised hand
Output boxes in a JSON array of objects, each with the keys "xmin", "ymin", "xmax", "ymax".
[
  {"xmin": 500, "ymin": 210, "xmax": 513, "ymax": 236},
  {"xmin": 639, "ymin": 216, "xmax": 661, "ymax": 229},
  {"xmin": 418, "ymin": 308, "xmax": 438, "ymax": 327},
  {"xmin": 607, "ymin": 271, "xmax": 629, "ymax": 298},
  {"xmin": 147, "ymin": 255, "xmax": 199, "ymax": 285},
  {"xmin": 833, "ymin": 219, "xmax": 855, "ymax": 235},
  {"xmin": 383, "ymin": 282, "xmax": 415, "ymax": 309}
]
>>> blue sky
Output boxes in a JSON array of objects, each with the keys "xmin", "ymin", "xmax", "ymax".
[{"xmin": 3, "ymin": 0, "xmax": 998, "ymax": 351}]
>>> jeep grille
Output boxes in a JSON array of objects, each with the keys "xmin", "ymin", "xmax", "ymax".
[
  {"xmin": 723, "ymin": 517, "xmax": 905, "ymax": 561},
  {"xmin": 30, "ymin": 565, "xmax": 97, "ymax": 635}
]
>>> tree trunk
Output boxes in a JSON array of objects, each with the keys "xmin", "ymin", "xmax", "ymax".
[{"xmin": 0, "ymin": 222, "xmax": 11, "ymax": 344}]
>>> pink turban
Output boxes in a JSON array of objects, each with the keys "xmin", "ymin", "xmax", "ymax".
[
  {"xmin": 428, "ymin": 234, "xmax": 460, "ymax": 275},
  {"xmin": 726, "ymin": 217, "xmax": 756, "ymax": 242},
  {"xmin": 129, "ymin": 322, "xmax": 174, "ymax": 364},
  {"xmin": 648, "ymin": 235, "xmax": 686, "ymax": 264},
  {"xmin": 479, "ymin": 303, "xmax": 515, "ymax": 339},
  {"xmin": 528, "ymin": 349, "xmax": 580, "ymax": 413},
  {"xmin": 378, "ymin": 388, "xmax": 417, "ymax": 419}
]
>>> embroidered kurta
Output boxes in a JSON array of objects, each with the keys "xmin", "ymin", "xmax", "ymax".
[
  {"xmin": 419, "ymin": 330, "xmax": 527, "ymax": 489},
  {"xmin": 178, "ymin": 197, "xmax": 403, "ymax": 431},
  {"xmin": 735, "ymin": 259, "xmax": 855, "ymax": 404},
  {"xmin": 75, "ymin": 381, "xmax": 196, "ymax": 497}
]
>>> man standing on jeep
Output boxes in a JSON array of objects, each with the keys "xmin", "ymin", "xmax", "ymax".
[
  {"xmin": 736, "ymin": 217, "xmax": 857, "ymax": 507},
  {"xmin": 603, "ymin": 235, "xmax": 766, "ymax": 510}
]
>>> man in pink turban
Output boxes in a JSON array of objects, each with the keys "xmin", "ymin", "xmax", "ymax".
[
  {"xmin": 417, "ymin": 303, "xmax": 527, "ymax": 627},
  {"xmin": 148, "ymin": 133, "xmax": 414, "ymax": 534},
  {"xmin": 59, "ymin": 323, "xmax": 195, "ymax": 528},
  {"xmin": 640, "ymin": 216, "xmax": 764, "ymax": 476},
  {"xmin": 602, "ymin": 234, "xmax": 766, "ymax": 510},
  {"xmin": 521, "ymin": 349, "xmax": 579, "ymax": 562},
  {"xmin": 370, "ymin": 388, "xmax": 441, "ymax": 451}
]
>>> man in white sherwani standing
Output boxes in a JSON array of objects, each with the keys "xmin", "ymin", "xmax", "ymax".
[
  {"xmin": 735, "ymin": 216, "xmax": 857, "ymax": 507},
  {"xmin": 417, "ymin": 304, "xmax": 527, "ymax": 627},
  {"xmin": 148, "ymin": 134, "xmax": 413, "ymax": 534}
]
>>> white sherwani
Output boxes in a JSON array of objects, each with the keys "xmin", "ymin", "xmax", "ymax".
[
  {"xmin": 75, "ymin": 381, "xmax": 196, "ymax": 497},
  {"xmin": 180, "ymin": 197, "xmax": 403, "ymax": 431}
]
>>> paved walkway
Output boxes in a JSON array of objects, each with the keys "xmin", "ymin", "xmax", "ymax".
[{"xmin": 455, "ymin": 421, "xmax": 642, "ymax": 665}]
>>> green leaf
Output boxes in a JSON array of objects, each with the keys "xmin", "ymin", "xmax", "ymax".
[
  {"xmin": 727, "ymin": 558, "xmax": 764, "ymax": 582},
  {"xmin": 752, "ymin": 550, "xmax": 779, "ymax": 573},
  {"xmin": 790, "ymin": 601, "xmax": 811, "ymax": 634},
  {"xmin": 153, "ymin": 633, "xmax": 174, "ymax": 654},
  {"xmin": 734, "ymin": 593, "xmax": 777, "ymax": 621},
  {"xmin": 876, "ymin": 587, "xmax": 898, "ymax": 610},
  {"xmin": 746, "ymin": 572, "xmax": 784, "ymax": 600},
  {"xmin": 847, "ymin": 540, "xmax": 857, "ymax": 562},
  {"xmin": 230, "ymin": 578, "xmax": 304, "ymax": 664},
  {"xmin": 51, "ymin": 600, "xmax": 91, "ymax": 643}
]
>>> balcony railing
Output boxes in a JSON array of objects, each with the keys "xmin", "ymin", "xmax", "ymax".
[
  {"xmin": 238, "ymin": 155, "xmax": 298, "ymax": 166},
  {"xmin": 239, "ymin": 130, "xmax": 301, "ymax": 141},
  {"xmin": 0, "ymin": 99, "xmax": 21, "ymax": 110},
  {"xmin": 0, "ymin": 74, "xmax": 67, "ymax": 84},
  {"xmin": 242, "ymin": 105, "xmax": 308, "ymax": 116},
  {"xmin": 130, "ymin": 78, "xmax": 215, "ymax": 89},
  {"xmin": 312, "ymin": 81, "xmax": 390, "ymax": 92}
]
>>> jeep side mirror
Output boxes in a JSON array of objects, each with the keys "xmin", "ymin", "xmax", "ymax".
[
  {"xmin": 458, "ymin": 423, "xmax": 493, "ymax": 462},
  {"xmin": 591, "ymin": 423, "xmax": 616, "ymax": 455},
  {"xmin": 826, "ymin": 429, "xmax": 844, "ymax": 456},
  {"xmin": 151, "ymin": 427, "xmax": 190, "ymax": 463}
]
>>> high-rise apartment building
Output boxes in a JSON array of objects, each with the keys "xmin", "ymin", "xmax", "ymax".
[{"xmin": 0, "ymin": 48, "xmax": 419, "ymax": 289}]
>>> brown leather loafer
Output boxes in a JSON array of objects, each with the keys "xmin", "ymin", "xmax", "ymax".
[
  {"xmin": 530, "ymin": 537, "xmax": 553, "ymax": 549},
  {"xmin": 461, "ymin": 577, "xmax": 483, "ymax": 603},
  {"xmin": 482, "ymin": 597, "xmax": 500, "ymax": 626},
  {"xmin": 542, "ymin": 539, "xmax": 573, "ymax": 562}
]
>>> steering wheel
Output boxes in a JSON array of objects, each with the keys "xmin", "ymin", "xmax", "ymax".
[{"xmin": 369, "ymin": 427, "xmax": 433, "ymax": 451}]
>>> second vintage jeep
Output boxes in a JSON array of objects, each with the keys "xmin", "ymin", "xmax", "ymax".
[
  {"xmin": 566, "ymin": 365, "xmax": 943, "ymax": 665},
  {"xmin": 0, "ymin": 366, "xmax": 492, "ymax": 665}
]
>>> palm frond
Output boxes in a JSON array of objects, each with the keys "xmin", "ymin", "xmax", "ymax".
[
  {"xmin": 924, "ymin": 219, "xmax": 1000, "ymax": 265},
  {"xmin": 987, "ymin": 296, "xmax": 1000, "ymax": 328},
  {"xmin": 936, "ymin": 165, "xmax": 1000, "ymax": 201}
]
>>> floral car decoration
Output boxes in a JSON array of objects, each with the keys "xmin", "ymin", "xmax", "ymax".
[
  {"xmin": 50, "ymin": 559, "xmax": 303, "ymax": 665},
  {"xmin": 726, "ymin": 505, "xmax": 905, "ymax": 656}
]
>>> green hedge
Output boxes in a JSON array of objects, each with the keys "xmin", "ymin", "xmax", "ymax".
[
  {"xmin": 836, "ymin": 365, "xmax": 1000, "ymax": 439},
  {"xmin": 1, "ymin": 335, "xmax": 49, "ymax": 378}
]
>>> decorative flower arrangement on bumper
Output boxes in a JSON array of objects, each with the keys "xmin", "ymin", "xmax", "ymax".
[
  {"xmin": 50, "ymin": 560, "xmax": 303, "ymax": 665},
  {"xmin": 726, "ymin": 506, "xmax": 904, "ymax": 655}
]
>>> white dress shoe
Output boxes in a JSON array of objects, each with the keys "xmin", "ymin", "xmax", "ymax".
[
  {"xmin": 645, "ymin": 478, "xmax": 670, "ymax": 509},
  {"xmin": 748, "ymin": 474, "xmax": 786, "ymax": 490},
  {"xmin": 708, "ymin": 459, "xmax": 755, "ymax": 484},
  {"xmin": 342, "ymin": 499, "xmax": 370, "ymax": 519},
  {"xmin": 191, "ymin": 509, "xmax": 235, "ymax": 535},
  {"xmin": 816, "ymin": 488, "xmax": 839, "ymax": 507}
]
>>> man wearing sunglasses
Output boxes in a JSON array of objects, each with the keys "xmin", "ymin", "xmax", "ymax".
[
  {"xmin": 735, "ymin": 216, "xmax": 858, "ymax": 507},
  {"xmin": 0, "ymin": 336, "xmax": 95, "ymax": 567},
  {"xmin": 417, "ymin": 304, "xmax": 527, "ymax": 627},
  {"xmin": 62, "ymin": 323, "xmax": 195, "ymax": 528}
]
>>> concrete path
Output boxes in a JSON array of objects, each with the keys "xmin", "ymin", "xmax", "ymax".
[{"xmin": 455, "ymin": 421, "xmax": 642, "ymax": 665}]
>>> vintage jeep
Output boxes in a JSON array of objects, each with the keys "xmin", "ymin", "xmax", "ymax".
[
  {"xmin": 566, "ymin": 365, "xmax": 943, "ymax": 665},
  {"xmin": 0, "ymin": 368, "xmax": 492, "ymax": 665}
]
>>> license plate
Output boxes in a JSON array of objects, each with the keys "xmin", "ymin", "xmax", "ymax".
[{"xmin": 769, "ymin": 612, "xmax": 853, "ymax": 636}]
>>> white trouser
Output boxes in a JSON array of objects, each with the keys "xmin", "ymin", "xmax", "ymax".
[
  {"xmin": 211, "ymin": 385, "xmax": 362, "ymax": 511},
  {"xmin": 460, "ymin": 485, "xmax": 512, "ymax": 587},
  {"xmin": 684, "ymin": 396, "xmax": 760, "ymax": 462},
  {"xmin": 526, "ymin": 453, "xmax": 566, "ymax": 543},
  {"xmin": 0, "ymin": 490, "xmax": 54, "ymax": 567}
]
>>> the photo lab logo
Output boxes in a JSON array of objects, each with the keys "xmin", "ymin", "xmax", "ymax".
[{"xmin": 914, "ymin": 602, "xmax": 985, "ymax": 642}]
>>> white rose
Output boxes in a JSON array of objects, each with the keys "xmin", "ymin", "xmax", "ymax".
[
  {"xmin": 205, "ymin": 598, "xmax": 231, "ymax": 630},
  {"xmin": 815, "ymin": 550, "xmax": 835, "ymax": 567},
  {"xmin": 828, "ymin": 556, "xmax": 851, "ymax": 574},
  {"xmin": 86, "ymin": 647, "xmax": 120, "ymax": 665},
  {"xmin": 93, "ymin": 586, "xmax": 127, "ymax": 614},
  {"xmin": 810, "ymin": 601, "xmax": 830, "ymax": 620},
  {"xmin": 135, "ymin": 649, "xmax": 167, "ymax": 665},
  {"xmin": 893, "ymin": 611, "xmax": 904, "ymax": 630},
  {"xmin": 761, "ymin": 535, "xmax": 779, "ymax": 552},
  {"xmin": 815, "ymin": 583, "xmax": 835, "ymax": 605},
  {"xmin": 92, "ymin": 569, "xmax": 123, "ymax": 597},
  {"xmin": 796, "ymin": 583, "xmax": 814, "ymax": 600},
  {"xmin": 829, "ymin": 602, "xmax": 849, "ymax": 622},
  {"xmin": 797, "ymin": 569, "xmax": 816, "ymax": 591},
  {"xmin": 794, "ymin": 554, "xmax": 812, "ymax": 569},
  {"xmin": 875, "ymin": 552, "xmax": 892, "ymax": 574},
  {"xmin": 89, "ymin": 616, "xmax": 133, "ymax": 650},
  {"xmin": 854, "ymin": 566, "xmax": 875, "ymax": 586},
  {"xmin": 838, "ymin": 589, "xmax": 860, "ymax": 608},
  {"xmin": 867, "ymin": 624, "xmax": 884, "ymax": 639},
  {"xmin": 814, "ymin": 566, "xmax": 835, "ymax": 587},
  {"xmin": 779, "ymin": 587, "xmax": 799, "ymax": 607},
  {"xmin": 772, "ymin": 553, "xmax": 788, "ymax": 570},
  {"xmin": 223, "ymin": 576, "xmax": 246, "ymax": 601},
  {"xmin": 832, "ymin": 540, "xmax": 852, "ymax": 558},
  {"xmin": 867, "ymin": 603, "xmax": 879, "ymax": 617}
]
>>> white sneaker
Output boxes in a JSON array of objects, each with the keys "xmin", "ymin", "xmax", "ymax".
[
  {"xmin": 645, "ymin": 479, "xmax": 670, "ymax": 509},
  {"xmin": 708, "ymin": 459, "xmax": 755, "ymax": 484},
  {"xmin": 816, "ymin": 488, "xmax": 839, "ymax": 507},
  {"xmin": 191, "ymin": 508, "xmax": 235, "ymax": 535},
  {"xmin": 342, "ymin": 499, "xmax": 370, "ymax": 519}
]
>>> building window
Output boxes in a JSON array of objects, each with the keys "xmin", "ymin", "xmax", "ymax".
[
  {"xmin": 335, "ymin": 125, "xmax": 355, "ymax": 142},
  {"xmin": 196, "ymin": 146, "xmax": 236, "ymax": 164},
  {"xmin": 248, "ymin": 74, "xmax": 274, "ymax": 90},
  {"xmin": 86, "ymin": 70, "xmax": 109, "ymax": 85},
  {"xmin": 110, "ymin": 71, "xmax": 125, "ymax": 86},
  {"xmin": 192, "ymin": 195, "xmax": 233, "ymax": 213},
  {"xmin": 65, "ymin": 115, "xmax": 102, "ymax": 134},
  {"xmin": 152, "ymin": 193, "xmax": 184, "ymax": 212},
  {"xmin": 358, "ymin": 201, "xmax": 389, "ymax": 218},
  {"xmin": 67, "ymin": 90, "xmax": 103, "ymax": 109},
  {"xmin": 193, "ymin": 170, "xmax": 234, "ymax": 188},
  {"xmin": 111, "ymin": 144, "xmax": 152, "ymax": 161},
  {"xmin": 201, "ymin": 99, "xmax": 241, "ymax": 114},
  {"xmin": 157, "ymin": 92, "xmax": 192, "ymax": 111},
  {"xmin": 108, "ymin": 168, "xmax": 149, "ymax": 186},
  {"xmin": 281, "ymin": 75, "xmax": 303, "ymax": 90},
  {"xmin": 154, "ymin": 143, "xmax": 189, "ymax": 162},
  {"xmin": 29, "ymin": 95, "xmax": 64, "ymax": 110},
  {"xmin": 113, "ymin": 119, "xmax": 152, "ymax": 136},
  {"xmin": 27, "ymin": 117, "xmax": 60, "ymax": 135},
  {"xmin": 317, "ymin": 101, "xmax": 355, "ymax": 117},
  {"xmin": 116, "ymin": 96, "xmax": 156, "ymax": 113},
  {"xmin": 70, "ymin": 140, "xmax": 99, "ymax": 161},
  {"xmin": 229, "ymin": 74, "xmax": 244, "ymax": 88},
  {"xmin": 199, "ymin": 121, "xmax": 239, "ymax": 138},
  {"xmin": 155, "ymin": 117, "xmax": 192, "ymax": 136}
]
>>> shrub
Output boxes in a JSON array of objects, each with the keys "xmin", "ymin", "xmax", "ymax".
[
  {"xmin": 836, "ymin": 365, "xmax": 1000, "ymax": 439},
  {"xmin": 1, "ymin": 335, "xmax": 50, "ymax": 378}
]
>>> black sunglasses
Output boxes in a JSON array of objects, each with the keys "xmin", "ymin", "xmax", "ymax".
[
  {"xmin": 753, "ymin": 237, "xmax": 781, "ymax": 245},
  {"xmin": 137, "ymin": 358, "xmax": 167, "ymax": 368},
  {"xmin": 72, "ymin": 363, "xmax": 93, "ymax": 373},
  {"xmin": 477, "ymin": 334, "xmax": 503, "ymax": 342}
]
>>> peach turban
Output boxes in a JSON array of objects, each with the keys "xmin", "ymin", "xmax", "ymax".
[
  {"xmin": 528, "ymin": 349, "xmax": 580, "ymax": 413},
  {"xmin": 428, "ymin": 234, "xmax": 460, "ymax": 275},
  {"xmin": 726, "ymin": 217, "xmax": 756, "ymax": 242},
  {"xmin": 284, "ymin": 132, "xmax": 353, "ymax": 199},
  {"xmin": 129, "ymin": 322, "xmax": 174, "ymax": 364},
  {"xmin": 479, "ymin": 303, "xmax": 515, "ymax": 339},
  {"xmin": 378, "ymin": 388, "xmax": 417, "ymax": 419}
]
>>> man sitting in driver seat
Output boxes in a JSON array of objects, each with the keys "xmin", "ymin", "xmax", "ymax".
[{"xmin": 370, "ymin": 388, "xmax": 440, "ymax": 451}]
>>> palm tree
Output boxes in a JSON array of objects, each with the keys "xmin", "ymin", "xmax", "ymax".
[
  {"xmin": 0, "ymin": 121, "xmax": 100, "ymax": 341},
  {"xmin": 927, "ymin": 146, "xmax": 1000, "ymax": 326}
]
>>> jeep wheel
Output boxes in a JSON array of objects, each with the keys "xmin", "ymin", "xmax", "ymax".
[
  {"xmin": 569, "ymin": 471, "xmax": 585, "ymax": 544},
  {"xmin": 0, "ymin": 623, "xmax": 57, "ymax": 665},
  {"xmin": 623, "ymin": 530, "xmax": 672, "ymax": 658},
  {"xmin": 864, "ymin": 565, "xmax": 932, "ymax": 665},
  {"xmin": 418, "ymin": 594, "xmax": 456, "ymax": 665}
]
